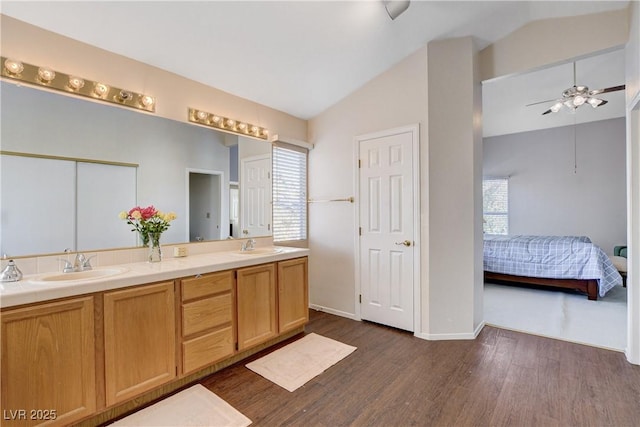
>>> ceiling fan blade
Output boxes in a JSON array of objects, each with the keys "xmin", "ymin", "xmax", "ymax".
[
  {"xmin": 541, "ymin": 108, "xmax": 553, "ymax": 115},
  {"xmin": 597, "ymin": 99, "xmax": 609, "ymax": 107},
  {"xmin": 526, "ymin": 99, "xmax": 557, "ymax": 107},
  {"xmin": 589, "ymin": 84, "xmax": 625, "ymax": 95}
]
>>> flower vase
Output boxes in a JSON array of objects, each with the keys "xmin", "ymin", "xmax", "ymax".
[
  {"xmin": 139, "ymin": 231, "xmax": 150, "ymax": 247},
  {"xmin": 148, "ymin": 233, "xmax": 162, "ymax": 263}
]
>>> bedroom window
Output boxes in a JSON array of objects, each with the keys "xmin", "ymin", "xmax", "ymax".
[
  {"xmin": 483, "ymin": 178, "xmax": 508, "ymax": 235},
  {"xmin": 272, "ymin": 143, "xmax": 308, "ymax": 242}
]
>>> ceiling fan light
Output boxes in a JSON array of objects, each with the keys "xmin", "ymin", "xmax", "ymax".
[
  {"xmin": 588, "ymin": 97, "xmax": 604, "ymax": 108},
  {"xmin": 550, "ymin": 102, "xmax": 563, "ymax": 113},
  {"xmin": 573, "ymin": 95, "xmax": 586, "ymax": 106}
]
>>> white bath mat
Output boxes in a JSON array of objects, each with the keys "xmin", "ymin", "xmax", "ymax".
[
  {"xmin": 246, "ymin": 333, "xmax": 357, "ymax": 392},
  {"xmin": 110, "ymin": 384, "xmax": 251, "ymax": 427}
]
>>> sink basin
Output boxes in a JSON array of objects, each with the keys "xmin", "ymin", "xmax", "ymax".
[
  {"xmin": 31, "ymin": 267, "xmax": 128, "ymax": 284},
  {"xmin": 233, "ymin": 247, "xmax": 284, "ymax": 256}
]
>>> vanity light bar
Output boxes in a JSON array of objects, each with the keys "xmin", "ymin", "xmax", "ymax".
[
  {"xmin": 1, "ymin": 57, "xmax": 156, "ymax": 113},
  {"xmin": 188, "ymin": 108, "xmax": 269, "ymax": 140}
]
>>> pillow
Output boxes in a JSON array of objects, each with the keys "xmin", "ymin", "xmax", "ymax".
[{"xmin": 610, "ymin": 255, "xmax": 627, "ymax": 273}]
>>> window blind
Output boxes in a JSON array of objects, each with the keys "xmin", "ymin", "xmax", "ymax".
[
  {"xmin": 272, "ymin": 144, "xmax": 307, "ymax": 242},
  {"xmin": 483, "ymin": 178, "xmax": 508, "ymax": 235}
]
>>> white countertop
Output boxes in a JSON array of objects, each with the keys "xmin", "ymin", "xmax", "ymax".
[{"xmin": 0, "ymin": 246, "xmax": 309, "ymax": 309}]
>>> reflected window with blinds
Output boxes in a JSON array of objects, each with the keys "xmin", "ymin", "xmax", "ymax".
[
  {"xmin": 272, "ymin": 143, "xmax": 307, "ymax": 242},
  {"xmin": 483, "ymin": 178, "xmax": 508, "ymax": 235}
]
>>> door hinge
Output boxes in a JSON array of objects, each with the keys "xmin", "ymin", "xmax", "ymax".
[
  {"xmin": 268, "ymin": 223, "xmax": 271, "ymax": 231},
  {"xmin": 359, "ymin": 227, "xmax": 362, "ymax": 236},
  {"xmin": 358, "ymin": 159, "xmax": 361, "ymax": 169},
  {"xmin": 359, "ymin": 294, "xmax": 362, "ymax": 303},
  {"xmin": 235, "ymin": 342, "xmax": 239, "ymax": 351}
]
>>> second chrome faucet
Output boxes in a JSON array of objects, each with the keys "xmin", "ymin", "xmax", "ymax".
[{"xmin": 61, "ymin": 253, "xmax": 95, "ymax": 273}]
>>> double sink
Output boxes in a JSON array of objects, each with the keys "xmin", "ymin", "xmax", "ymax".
[{"xmin": 28, "ymin": 247, "xmax": 284, "ymax": 284}]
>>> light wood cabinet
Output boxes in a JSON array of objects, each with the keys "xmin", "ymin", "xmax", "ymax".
[
  {"xmin": 179, "ymin": 271, "xmax": 235, "ymax": 375},
  {"xmin": 0, "ymin": 297, "xmax": 96, "ymax": 427},
  {"xmin": 103, "ymin": 281, "xmax": 176, "ymax": 406},
  {"xmin": 236, "ymin": 263, "xmax": 277, "ymax": 350},
  {"xmin": 1, "ymin": 254, "xmax": 308, "ymax": 425},
  {"xmin": 278, "ymin": 257, "xmax": 309, "ymax": 333}
]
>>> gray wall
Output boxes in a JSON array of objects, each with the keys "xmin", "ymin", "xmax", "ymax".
[{"xmin": 483, "ymin": 117, "xmax": 626, "ymax": 254}]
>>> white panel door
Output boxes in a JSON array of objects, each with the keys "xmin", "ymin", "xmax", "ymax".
[
  {"xmin": 359, "ymin": 130, "xmax": 415, "ymax": 331},
  {"xmin": 241, "ymin": 155, "xmax": 271, "ymax": 237}
]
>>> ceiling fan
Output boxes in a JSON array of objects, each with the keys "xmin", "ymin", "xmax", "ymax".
[{"xmin": 526, "ymin": 62, "xmax": 625, "ymax": 115}]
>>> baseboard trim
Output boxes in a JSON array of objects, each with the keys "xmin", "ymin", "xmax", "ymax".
[
  {"xmin": 309, "ymin": 304, "xmax": 359, "ymax": 321},
  {"xmin": 414, "ymin": 322, "xmax": 484, "ymax": 341}
]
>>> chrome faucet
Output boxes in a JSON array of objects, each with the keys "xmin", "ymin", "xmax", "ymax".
[
  {"xmin": 61, "ymin": 253, "xmax": 95, "ymax": 273},
  {"xmin": 241, "ymin": 239, "xmax": 256, "ymax": 252}
]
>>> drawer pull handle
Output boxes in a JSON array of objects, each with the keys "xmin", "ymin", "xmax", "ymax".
[{"xmin": 195, "ymin": 274, "xmax": 202, "ymax": 279}]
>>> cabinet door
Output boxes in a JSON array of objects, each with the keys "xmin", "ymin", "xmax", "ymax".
[
  {"xmin": 1, "ymin": 297, "xmax": 96, "ymax": 427},
  {"xmin": 278, "ymin": 257, "xmax": 309, "ymax": 333},
  {"xmin": 237, "ymin": 263, "xmax": 277, "ymax": 350},
  {"xmin": 103, "ymin": 282, "xmax": 175, "ymax": 406}
]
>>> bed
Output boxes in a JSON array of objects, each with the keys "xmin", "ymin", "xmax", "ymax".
[{"xmin": 483, "ymin": 235, "xmax": 623, "ymax": 300}]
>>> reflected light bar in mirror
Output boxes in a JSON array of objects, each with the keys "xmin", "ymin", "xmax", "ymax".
[
  {"xmin": 1, "ymin": 57, "xmax": 156, "ymax": 113},
  {"xmin": 188, "ymin": 108, "xmax": 269, "ymax": 140}
]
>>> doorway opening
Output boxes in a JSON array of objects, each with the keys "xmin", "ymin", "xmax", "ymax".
[{"xmin": 187, "ymin": 170, "xmax": 224, "ymax": 242}]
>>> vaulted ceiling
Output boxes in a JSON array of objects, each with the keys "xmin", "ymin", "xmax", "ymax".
[{"xmin": 1, "ymin": 1, "xmax": 629, "ymax": 136}]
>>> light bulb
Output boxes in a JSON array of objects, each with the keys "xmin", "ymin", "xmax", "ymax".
[
  {"xmin": 67, "ymin": 76, "xmax": 85, "ymax": 91},
  {"xmin": 573, "ymin": 95, "xmax": 586, "ymax": 106},
  {"xmin": 226, "ymin": 119, "xmax": 235, "ymax": 127},
  {"xmin": 4, "ymin": 58, "xmax": 24, "ymax": 75},
  {"xmin": 550, "ymin": 102, "xmax": 563, "ymax": 113},
  {"xmin": 37, "ymin": 67, "xmax": 56, "ymax": 83},
  {"xmin": 116, "ymin": 90, "xmax": 133, "ymax": 102},
  {"xmin": 140, "ymin": 95, "xmax": 155, "ymax": 109},
  {"xmin": 251, "ymin": 125, "xmax": 259, "ymax": 133},
  {"xmin": 93, "ymin": 83, "xmax": 109, "ymax": 98},
  {"xmin": 212, "ymin": 115, "xmax": 221, "ymax": 124},
  {"xmin": 238, "ymin": 123, "xmax": 247, "ymax": 131},
  {"xmin": 588, "ymin": 98, "xmax": 603, "ymax": 108},
  {"xmin": 196, "ymin": 110, "xmax": 208, "ymax": 121}
]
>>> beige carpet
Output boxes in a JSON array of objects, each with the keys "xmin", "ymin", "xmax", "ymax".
[
  {"xmin": 246, "ymin": 333, "xmax": 357, "ymax": 392},
  {"xmin": 110, "ymin": 384, "xmax": 251, "ymax": 427},
  {"xmin": 484, "ymin": 282, "xmax": 627, "ymax": 351}
]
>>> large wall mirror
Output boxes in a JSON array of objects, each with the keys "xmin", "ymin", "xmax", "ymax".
[{"xmin": 0, "ymin": 81, "xmax": 272, "ymax": 257}]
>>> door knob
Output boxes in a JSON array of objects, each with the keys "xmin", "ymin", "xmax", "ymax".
[{"xmin": 395, "ymin": 240, "xmax": 412, "ymax": 247}]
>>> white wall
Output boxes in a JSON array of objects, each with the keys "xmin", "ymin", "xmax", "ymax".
[
  {"xmin": 308, "ymin": 37, "xmax": 483, "ymax": 339},
  {"xmin": 626, "ymin": 1, "xmax": 640, "ymax": 106},
  {"xmin": 307, "ymin": 47, "xmax": 428, "ymax": 319},
  {"xmin": 624, "ymin": 0, "xmax": 640, "ymax": 364},
  {"xmin": 426, "ymin": 37, "xmax": 483, "ymax": 338},
  {"xmin": 484, "ymin": 118, "xmax": 627, "ymax": 254}
]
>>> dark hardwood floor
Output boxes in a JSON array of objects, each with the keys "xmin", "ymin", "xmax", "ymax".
[{"xmin": 201, "ymin": 309, "xmax": 640, "ymax": 427}]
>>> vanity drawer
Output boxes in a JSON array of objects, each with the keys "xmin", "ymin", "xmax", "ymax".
[
  {"xmin": 182, "ymin": 293, "xmax": 232, "ymax": 336},
  {"xmin": 182, "ymin": 326, "xmax": 233, "ymax": 374},
  {"xmin": 181, "ymin": 271, "xmax": 233, "ymax": 301}
]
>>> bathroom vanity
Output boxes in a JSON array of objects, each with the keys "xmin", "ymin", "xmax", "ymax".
[{"xmin": 0, "ymin": 247, "xmax": 308, "ymax": 426}]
